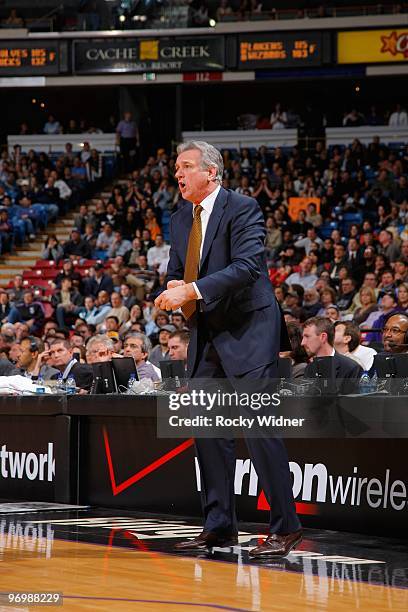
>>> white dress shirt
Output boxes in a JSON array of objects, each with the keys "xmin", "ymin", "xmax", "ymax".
[
  {"xmin": 350, "ymin": 344, "xmax": 377, "ymax": 371},
  {"xmin": 62, "ymin": 358, "xmax": 78, "ymax": 380},
  {"xmin": 191, "ymin": 184, "xmax": 221, "ymax": 300},
  {"xmin": 389, "ymin": 111, "xmax": 408, "ymax": 127}
]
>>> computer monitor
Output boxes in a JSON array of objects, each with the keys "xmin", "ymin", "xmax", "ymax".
[
  {"xmin": 160, "ymin": 360, "xmax": 186, "ymax": 389},
  {"xmin": 373, "ymin": 353, "xmax": 408, "ymax": 395},
  {"xmin": 111, "ymin": 356, "xmax": 138, "ymax": 392},
  {"xmin": 91, "ymin": 361, "xmax": 117, "ymax": 394},
  {"xmin": 309, "ymin": 356, "xmax": 337, "ymax": 395},
  {"xmin": 394, "ymin": 353, "xmax": 408, "ymax": 377},
  {"xmin": 313, "ymin": 356, "xmax": 336, "ymax": 379},
  {"xmin": 374, "ymin": 354, "xmax": 397, "ymax": 378},
  {"xmin": 278, "ymin": 357, "xmax": 292, "ymax": 379}
]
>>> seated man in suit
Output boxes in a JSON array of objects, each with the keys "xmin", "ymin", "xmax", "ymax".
[
  {"xmin": 85, "ymin": 334, "xmax": 116, "ymax": 364},
  {"xmin": 84, "ymin": 263, "xmax": 114, "ymax": 298},
  {"xmin": 168, "ymin": 329, "xmax": 190, "ymax": 367},
  {"xmin": 301, "ymin": 316, "xmax": 363, "ymax": 394},
  {"xmin": 48, "ymin": 338, "xmax": 93, "ymax": 392}
]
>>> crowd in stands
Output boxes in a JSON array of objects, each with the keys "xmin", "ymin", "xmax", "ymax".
[
  {"xmin": 233, "ymin": 135, "xmax": 408, "ymax": 375},
  {"xmin": 0, "ymin": 127, "xmax": 407, "ymax": 390},
  {"xmin": 0, "ymin": 137, "xmax": 105, "ymax": 255},
  {"xmin": 239, "ymin": 103, "xmax": 408, "ymax": 130},
  {"xmin": 0, "ymin": 138, "xmax": 190, "ymax": 389},
  {"xmin": 342, "ymin": 104, "xmax": 408, "ymax": 128},
  {"xmin": 18, "ymin": 114, "xmax": 117, "ymax": 136}
]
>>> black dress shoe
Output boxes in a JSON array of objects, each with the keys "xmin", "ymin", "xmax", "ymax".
[
  {"xmin": 174, "ymin": 531, "xmax": 239, "ymax": 551},
  {"xmin": 249, "ymin": 530, "xmax": 303, "ymax": 558}
]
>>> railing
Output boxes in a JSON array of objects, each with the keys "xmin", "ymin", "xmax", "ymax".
[
  {"xmin": 181, "ymin": 129, "xmax": 298, "ymax": 149},
  {"xmin": 1, "ymin": 1, "xmax": 404, "ymax": 32},
  {"xmin": 326, "ymin": 126, "xmax": 408, "ymax": 146},
  {"xmin": 7, "ymin": 133, "xmax": 118, "ymax": 154},
  {"xmin": 218, "ymin": 4, "xmax": 405, "ymax": 23},
  {"xmin": 7, "ymin": 127, "xmax": 407, "ymax": 158}
]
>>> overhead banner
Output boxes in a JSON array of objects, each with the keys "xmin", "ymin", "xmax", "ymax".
[
  {"xmin": 238, "ymin": 32, "xmax": 325, "ymax": 69},
  {"xmin": 338, "ymin": 29, "xmax": 408, "ymax": 64},
  {"xmin": 74, "ymin": 37, "xmax": 225, "ymax": 74}
]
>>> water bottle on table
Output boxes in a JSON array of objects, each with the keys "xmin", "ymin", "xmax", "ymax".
[
  {"xmin": 66, "ymin": 376, "xmax": 77, "ymax": 395},
  {"xmin": 56, "ymin": 372, "xmax": 65, "ymax": 394},
  {"xmin": 35, "ymin": 375, "xmax": 46, "ymax": 395},
  {"xmin": 359, "ymin": 371, "xmax": 372, "ymax": 395},
  {"xmin": 127, "ymin": 373, "xmax": 136, "ymax": 393}
]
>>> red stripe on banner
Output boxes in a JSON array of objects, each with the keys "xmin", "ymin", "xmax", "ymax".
[
  {"xmin": 257, "ymin": 489, "xmax": 270, "ymax": 510},
  {"xmin": 103, "ymin": 427, "xmax": 118, "ymax": 495},
  {"xmin": 295, "ymin": 502, "xmax": 319, "ymax": 515},
  {"xmin": 257, "ymin": 490, "xmax": 319, "ymax": 515},
  {"xmin": 103, "ymin": 427, "xmax": 194, "ymax": 496}
]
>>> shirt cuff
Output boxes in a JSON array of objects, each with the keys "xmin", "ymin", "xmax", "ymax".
[{"xmin": 192, "ymin": 282, "xmax": 202, "ymax": 300}]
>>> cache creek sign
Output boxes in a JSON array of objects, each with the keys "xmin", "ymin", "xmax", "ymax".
[{"xmin": 73, "ymin": 37, "xmax": 225, "ymax": 74}]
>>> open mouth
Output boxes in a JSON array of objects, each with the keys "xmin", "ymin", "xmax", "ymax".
[{"xmin": 178, "ymin": 181, "xmax": 186, "ymax": 190}]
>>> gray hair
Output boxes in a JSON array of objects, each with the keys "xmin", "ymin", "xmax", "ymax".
[
  {"xmin": 86, "ymin": 334, "xmax": 115, "ymax": 353},
  {"xmin": 124, "ymin": 332, "xmax": 152, "ymax": 356},
  {"xmin": 177, "ymin": 140, "xmax": 224, "ymax": 183}
]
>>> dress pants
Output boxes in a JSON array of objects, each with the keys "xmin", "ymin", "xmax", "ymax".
[{"xmin": 192, "ymin": 336, "xmax": 301, "ymax": 537}]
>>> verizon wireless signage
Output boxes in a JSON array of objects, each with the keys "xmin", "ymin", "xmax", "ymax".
[
  {"xmin": 73, "ymin": 37, "xmax": 225, "ymax": 74},
  {"xmin": 0, "ymin": 410, "xmax": 64, "ymax": 503},
  {"xmin": 89, "ymin": 419, "xmax": 408, "ymax": 535},
  {"xmin": 0, "ymin": 443, "xmax": 55, "ymax": 482}
]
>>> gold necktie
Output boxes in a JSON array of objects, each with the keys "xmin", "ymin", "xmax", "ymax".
[{"xmin": 182, "ymin": 205, "xmax": 203, "ymax": 319}]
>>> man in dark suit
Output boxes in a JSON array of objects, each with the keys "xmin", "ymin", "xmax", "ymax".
[
  {"xmin": 48, "ymin": 339, "xmax": 93, "ymax": 391},
  {"xmin": 84, "ymin": 263, "xmax": 114, "ymax": 298},
  {"xmin": 155, "ymin": 140, "xmax": 301, "ymax": 558},
  {"xmin": 302, "ymin": 316, "xmax": 363, "ymax": 394},
  {"xmin": 345, "ymin": 237, "xmax": 363, "ymax": 272}
]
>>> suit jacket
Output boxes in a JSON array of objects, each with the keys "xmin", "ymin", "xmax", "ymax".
[
  {"xmin": 166, "ymin": 187, "xmax": 289, "ymax": 376},
  {"xmin": 304, "ymin": 351, "xmax": 363, "ymax": 395},
  {"xmin": 28, "ymin": 364, "xmax": 60, "ymax": 380},
  {"xmin": 122, "ymin": 295, "xmax": 139, "ymax": 311},
  {"xmin": 51, "ymin": 290, "xmax": 84, "ymax": 308},
  {"xmin": 84, "ymin": 274, "xmax": 114, "ymax": 298}
]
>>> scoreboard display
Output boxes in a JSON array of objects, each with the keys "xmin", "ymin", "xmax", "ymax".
[
  {"xmin": 0, "ymin": 42, "xmax": 60, "ymax": 75},
  {"xmin": 238, "ymin": 32, "xmax": 326, "ymax": 69}
]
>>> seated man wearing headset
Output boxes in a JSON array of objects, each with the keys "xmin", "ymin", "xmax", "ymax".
[
  {"xmin": 382, "ymin": 313, "xmax": 408, "ymax": 354},
  {"xmin": 16, "ymin": 336, "xmax": 60, "ymax": 380}
]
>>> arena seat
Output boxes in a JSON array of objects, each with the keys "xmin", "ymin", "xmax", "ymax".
[
  {"xmin": 29, "ymin": 280, "xmax": 54, "ymax": 289},
  {"xmin": 340, "ymin": 213, "xmax": 363, "ymax": 234},
  {"xmin": 319, "ymin": 221, "xmax": 338, "ymax": 238},
  {"xmin": 41, "ymin": 302, "xmax": 55, "ymax": 320},
  {"xmin": 34, "ymin": 260, "xmax": 58, "ymax": 269}
]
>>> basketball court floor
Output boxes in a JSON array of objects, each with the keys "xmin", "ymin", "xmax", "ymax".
[{"xmin": 0, "ymin": 507, "xmax": 407, "ymax": 611}]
